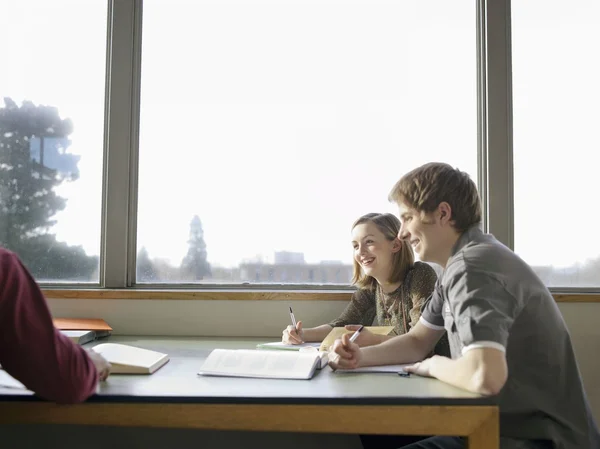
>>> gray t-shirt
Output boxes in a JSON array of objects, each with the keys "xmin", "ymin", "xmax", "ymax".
[{"xmin": 421, "ymin": 225, "xmax": 600, "ymax": 449}]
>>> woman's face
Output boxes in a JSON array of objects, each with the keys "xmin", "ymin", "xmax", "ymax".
[{"xmin": 351, "ymin": 222, "xmax": 400, "ymax": 282}]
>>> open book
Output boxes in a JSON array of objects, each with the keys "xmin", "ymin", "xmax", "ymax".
[
  {"xmin": 198, "ymin": 349, "xmax": 321, "ymax": 380},
  {"xmin": 256, "ymin": 342, "xmax": 321, "ymax": 351},
  {"xmin": 93, "ymin": 343, "xmax": 169, "ymax": 374},
  {"xmin": 0, "ymin": 369, "xmax": 27, "ymax": 390}
]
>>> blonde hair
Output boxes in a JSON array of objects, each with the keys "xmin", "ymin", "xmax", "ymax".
[
  {"xmin": 351, "ymin": 213, "xmax": 415, "ymax": 290},
  {"xmin": 388, "ymin": 162, "xmax": 482, "ymax": 232}
]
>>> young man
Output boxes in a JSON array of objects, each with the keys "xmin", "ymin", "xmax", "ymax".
[
  {"xmin": 0, "ymin": 247, "xmax": 111, "ymax": 403},
  {"xmin": 330, "ymin": 163, "xmax": 599, "ymax": 448}
]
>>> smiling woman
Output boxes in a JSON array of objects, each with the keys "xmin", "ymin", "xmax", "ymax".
[{"xmin": 281, "ymin": 212, "xmax": 450, "ymax": 357}]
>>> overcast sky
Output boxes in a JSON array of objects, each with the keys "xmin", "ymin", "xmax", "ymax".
[{"xmin": 1, "ymin": 0, "xmax": 598, "ymax": 272}]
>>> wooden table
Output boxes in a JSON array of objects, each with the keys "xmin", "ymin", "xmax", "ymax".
[{"xmin": 0, "ymin": 337, "xmax": 498, "ymax": 448}]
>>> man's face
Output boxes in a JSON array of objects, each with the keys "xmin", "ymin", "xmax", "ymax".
[{"xmin": 397, "ymin": 202, "xmax": 442, "ymax": 264}]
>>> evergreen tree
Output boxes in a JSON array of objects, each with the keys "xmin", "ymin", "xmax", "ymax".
[
  {"xmin": 181, "ymin": 215, "xmax": 211, "ymax": 280},
  {"xmin": 0, "ymin": 97, "xmax": 97, "ymax": 280},
  {"xmin": 137, "ymin": 246, "xmax": 157, "ymax": 282}
]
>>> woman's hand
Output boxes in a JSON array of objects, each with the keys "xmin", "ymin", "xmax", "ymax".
[
  {"xmin": 282, "ymin": 320, "xmax": 304, "ymax": 344},
  {"xmin": 344, "ymin": 325, "xmax": 381, "ymax": 347},
  {"xmin": 328, "ymin": 333, "xmax": 362, "ymax": 370}
]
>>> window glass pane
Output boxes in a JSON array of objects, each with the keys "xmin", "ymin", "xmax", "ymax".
[
  {"xmin": 512, "ymin": 0, "xmax": 600, "ymax": 287},
  {"xmin": 0, "ymin": 0, "xmax": 107, "ymax": 282},
  {"xmin": 138, "ymin": 0, "xmax": 477, "ymax": 284}
]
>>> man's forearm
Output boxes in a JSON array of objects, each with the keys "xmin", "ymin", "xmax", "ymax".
[
  {"xmin": 359, "ymin": 333, "xmax": 428, "ymax": 367},
  {"xmin": 429, "ymin": 350, "xmax": 505, "ymax": 396}
]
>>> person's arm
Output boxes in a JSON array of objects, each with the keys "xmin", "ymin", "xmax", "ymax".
[
  {"xmin": 359, "ymin": 320, "xmax": 445, "ymax": 366},
  {"xmin": 407, "ymin": 263, "xmax": 438, "ymax": 329},
  {"xmin": 329, "ymin": 289, "xmax": 376, "ymax": 329},
  {"xmin": 405, "ymin": 268, "xmax": 516, "ymax": 396},
  {"xmin": 0, "ymin": 250, "xmax": 100, "ymax": 403},
  {"xmin": 301, "ymin": 324, "xmax": 333, "ymax": 342},
  {"xmin": 283, "ymin": 290, "xmax": 375, "ymax": 344},
  {"xmin": 408, "ymin": 347, "xmax": 507, "ymax": 396},
  {"xmin": 329, "ymin": 279, "xmax": 446, "ymax": 370}
]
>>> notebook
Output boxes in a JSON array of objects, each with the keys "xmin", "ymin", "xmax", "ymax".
[
  {"xmin": 198, "ymin": 348, "xmax": 321, "ymax": 380},
  {"xmin": 54, "ymin": 318, "xmax": 113, "ymax": 339},
  {"xmin": 60, "ymin": 330, "xmax": 96, "ymax": 345},
  {"xmin": 319, "ymin": 326, "xmax": 395, "ymax": 352},
  {"xmin": 93, "ymin": 343, "xmax": 169, "ymax": 374}
]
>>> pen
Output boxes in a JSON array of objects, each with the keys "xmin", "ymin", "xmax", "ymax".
[
  {"xmin": 329, "ymin": 325, "xmax": 365, "ymax": 371},
  {"xmin": 289, "ymin": 306, "xmax": 297, "ymax": 329},
  {"xmin": 348, "ymin": 325, "xmax": 364, "ymax": 343},
  {"xmin": 398, "ymin": 370, "xmax": 411, "ymax": 378}
]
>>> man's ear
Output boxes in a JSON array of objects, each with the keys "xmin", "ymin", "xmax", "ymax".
[
  {"xmin": 437, "ymin": 202, "xmax": 453, "ymax": 226},
  {"xmin": 391, "ymin": 238, "xmax": 402, "ymax": 253}
]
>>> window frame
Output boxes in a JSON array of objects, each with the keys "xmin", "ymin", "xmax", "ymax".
[{"xmin": 35, "ymin": 0, "xmax": 598, "ymax": 297}]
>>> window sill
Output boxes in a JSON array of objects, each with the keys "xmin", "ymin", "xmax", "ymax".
[
  {"xmin": 42, "ymin": 289, "xmax": 353, "ymax": 301},
  {"xmin": 40, "ymin": 289, "xmax": 600, "ymax": 302}
]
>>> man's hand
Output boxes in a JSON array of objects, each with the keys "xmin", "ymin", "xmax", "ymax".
[
  {"xmin": 328, "ymin": 333, "xmax": 362, "ymax": 370},
  {"xmin": 404, "ymin": 355, "xmax": 440, "ymax": 377},
  {"xmin": 343, "ymin": 325, "xmax": 381, "ymax": 347},
  {"xmin": 87, "ymin": 349, "xmax": 111, "ymax": 381}
]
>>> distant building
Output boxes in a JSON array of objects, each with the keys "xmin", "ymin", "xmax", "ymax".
[
  {"xmin": 274, "ymin": 251, "xmax": 305, "ymax": 264},
  {"xmin": 239, "ymin": 259, "xmax": 353, "ymax": 284}
]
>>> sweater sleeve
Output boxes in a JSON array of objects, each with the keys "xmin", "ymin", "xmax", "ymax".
[
  {"xmin": 407, "ymin": 262, "xmax": 438, "ymax": 329},
  {"xmin": 0, "ymin": 249, "xmax": 99, "ymax": 403},
  {"xmin": 328, "ymin": 289, "xmax": 376, "ymax": 328}
]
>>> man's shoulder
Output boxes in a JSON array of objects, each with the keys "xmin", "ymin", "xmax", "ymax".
[
  {"xmin": 443, "ymin": 244, "xmax": 507, "ymax": 288},
  {"xmin": 0, "ymin": 247, "xmax": 20, "ymax": 266}
]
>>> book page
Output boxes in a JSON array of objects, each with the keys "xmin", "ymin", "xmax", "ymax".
[
  {"xmin": 319, "ymin": 326, "xmax": 395, "ymax": 351},
  {"xmin": 199, "ymin": 349, "xmax": 319, "ymax": 380},
  {"xmin": 256, "ymin": 341, "xmax": 321, "ymax": 351},
  {"xmin": 0, "ymin": 370, "xmax": 28, "ymax": 390}
]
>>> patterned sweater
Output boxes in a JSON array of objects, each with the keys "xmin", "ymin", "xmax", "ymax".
[{"xmin": 328, "ymin": 261, "xmax": 450, "ymax": 357}]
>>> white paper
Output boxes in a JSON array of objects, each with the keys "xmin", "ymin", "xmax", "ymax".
[
  {"xmin": 0, "ymin": 369, "xmax": 28, "ymax": 390},
  {"xmin": 334, "ymin": 364, "xmax": 412, "ymax": 373}
]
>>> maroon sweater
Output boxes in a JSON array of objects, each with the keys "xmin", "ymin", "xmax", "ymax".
[{"xmin": 0, "ymin": 248, "xmax": 98, "ymax": 403}]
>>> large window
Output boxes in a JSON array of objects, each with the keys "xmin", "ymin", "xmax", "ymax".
[
  {"xmin": 5, "ymin": 1, "xmax": 592, "ymax": 292},
  {"xmin": 136, "ymin": 0, "xmax": 477, "ymax": 284},
  {"xmin": 512, "ymin": 0, "xmax": 600, "ymax": 287},
  {"xmin": 0, "ymin": 0, "xmax": 107, "ymax": 282}
]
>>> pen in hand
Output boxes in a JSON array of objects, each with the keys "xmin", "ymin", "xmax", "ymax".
[
  {"xmin": 348, "ymin": 325, "xmax": 364, "ymax": 343},
  {"xmin": 289, "ymin": 306, "xmax": 297, "ymax": 329},
  {"xmin": 330, "ymin": 325, "xmax": 364, "ymax": 370}
]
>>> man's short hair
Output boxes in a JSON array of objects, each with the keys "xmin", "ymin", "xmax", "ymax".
[{"xmin": 388, "ymin": 162, "xmax": 482, "ymax": 232}]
